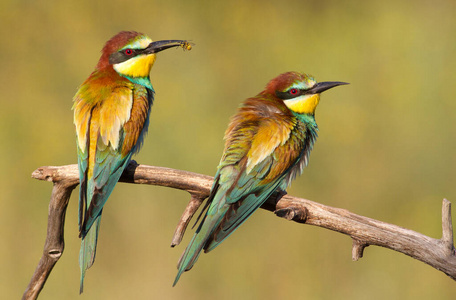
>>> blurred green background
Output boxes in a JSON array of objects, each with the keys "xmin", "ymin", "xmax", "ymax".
[{"xmin": 2, "ymin": 0, "xmax": 456, "ymax": 299}]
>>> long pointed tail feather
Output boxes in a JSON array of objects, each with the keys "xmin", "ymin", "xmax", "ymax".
[
  {"xmin": 79, "ymin": 216, "xmax": 101, "ymax": 294},
  {"xmin": 173, "ymin": 234, "xmax": 205, "ymax": 286},
  {"xmin": 173, "ymin": 205, "xmax": 228, "ymax": 286}
]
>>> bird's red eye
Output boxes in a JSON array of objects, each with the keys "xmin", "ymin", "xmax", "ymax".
[
  {"xmin": 125, "ymin": 49, "xmax": 133, "ymax": 55},
  {"xmin": 289, "ymin": 88, "xmax": 299, "ymax": 95}
]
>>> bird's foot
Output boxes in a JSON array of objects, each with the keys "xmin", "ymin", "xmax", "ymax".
[{"xmin": 274, "ymin": 206, "xmax": 307, "ymax": 223}]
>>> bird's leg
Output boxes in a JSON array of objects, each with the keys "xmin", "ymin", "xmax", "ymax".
[
  {"xmin": 271, "ymin": 188, "xmax": 288, "ymax": 202},
  {"xmin": 270, "ymin": 188, "xmax": 308, "ymax": 223},
  {"xmin": 274, "ymin": 205, "xmax": 308, "ymax": 223}
]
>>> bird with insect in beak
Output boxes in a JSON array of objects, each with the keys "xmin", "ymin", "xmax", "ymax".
[
  {"xmin": 173, "ymin": 71, "xmax": 347, "ymax": 285},
  {"xmin": 73, "ymin": 31, "xmax": 192, "ymax": 293}
]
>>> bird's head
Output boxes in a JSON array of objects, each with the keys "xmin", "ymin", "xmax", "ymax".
[
  {"xmin": 96, "ymin": 31, "xmax": 188, "ymax": 78},
  {"xmin": 266, "ymin": 71, "xmax": 348, "ymax": 115}
]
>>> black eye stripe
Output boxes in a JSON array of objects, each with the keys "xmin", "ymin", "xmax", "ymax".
[
  {"xmin": 275, "ymin": 88, "xmax": 305, "ymax": 100},
  {"xmin": 109, "ymin": 48, "xmax": 142, "ymax": 65}
]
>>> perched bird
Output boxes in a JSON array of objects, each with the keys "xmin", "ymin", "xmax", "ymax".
[
  {"xmin": 174, "ymin": 71, "xmax": 347, "ymax": 285},
  {"xmin": 73, "ymin": 31, "xmax": 191, "ymax": 293}
]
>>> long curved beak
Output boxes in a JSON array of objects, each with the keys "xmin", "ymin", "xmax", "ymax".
[
  {"xmin": 307, "ymin": 81, "xmax": 349, "ymax": 94},
  {"xmin": 143, "ymin": 40, "xmax": 190, "ymax": 54}
]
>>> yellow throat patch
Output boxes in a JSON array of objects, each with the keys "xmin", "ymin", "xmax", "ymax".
[
  {"xmin": 284, "ymin": 94, "xmax": 320, "ymax": 114},
  {"xmin": 113, "ymin": 54, "xmax": 156, "ymax": 78}
]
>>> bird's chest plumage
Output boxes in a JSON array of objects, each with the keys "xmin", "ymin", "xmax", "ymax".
[{"xmin": 73, "ymin": 69, "xmax": 153, "ymax": 158}]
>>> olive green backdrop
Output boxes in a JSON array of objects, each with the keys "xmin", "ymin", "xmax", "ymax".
[{"xmin": 2, "ymin": 0, "xmax": 456, "ymax": 299}]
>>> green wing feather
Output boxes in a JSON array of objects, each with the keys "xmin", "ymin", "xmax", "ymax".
[
  {"xmin": 78, "ymin": 142, "xmax": 133, "ymax": 293},
  {"xmin": 80, "ymin": 140, "xmax": 133, "ymax": 236},
  {"xmin": 203, "ymin": 160, "xmax": 286, "ymax": 252}
]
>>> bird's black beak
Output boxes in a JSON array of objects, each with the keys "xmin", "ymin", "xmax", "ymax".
[
  {"xmin": 143, "ymin": 40, "xmax": 189, "ymax": 54},
  {"xmin": 307, "ymin": 81, "xmax": 349, "ymax": 94}
]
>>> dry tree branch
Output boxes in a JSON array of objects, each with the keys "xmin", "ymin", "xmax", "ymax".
[{"xmin": 23, "ymin": 161, "xmax": 456, "ymax": 299}]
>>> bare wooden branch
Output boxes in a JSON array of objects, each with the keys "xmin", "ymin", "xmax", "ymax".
[
  {"xmin": 442, "ymin": 199, "xmax": 454, "ymax": 255},
  {"xmin": 23, "ymin": 169, "xmax": 78, "ymax": 300},
  {"xmin": 24, "ymin": 162, "xmax": 456, "ymax": 299},
  {"xmin": 171, "ymin": 193, "xmax": 207, "ymax": 247},
  {"xmin": 351, "ymin": 239, "xmax": 368, "ymax": 261}
]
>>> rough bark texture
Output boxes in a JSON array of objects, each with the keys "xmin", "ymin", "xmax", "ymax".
[{"xmin": 23, "ymin": 162, "xmax": 456, "ymax": 299}]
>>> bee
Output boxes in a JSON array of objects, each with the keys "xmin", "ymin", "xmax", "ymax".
[{"xmin": 180, "ymin": 41, "xmax": 193, "ymax": 51}]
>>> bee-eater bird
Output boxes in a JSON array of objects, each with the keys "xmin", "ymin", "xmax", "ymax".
[
  {"xmin": 174, "ymin": 71, "xmax": 347, "ymax": 285},
  {"xmin": 73, "ymin": 31, "xmax": 191, "ymax": 293}
]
